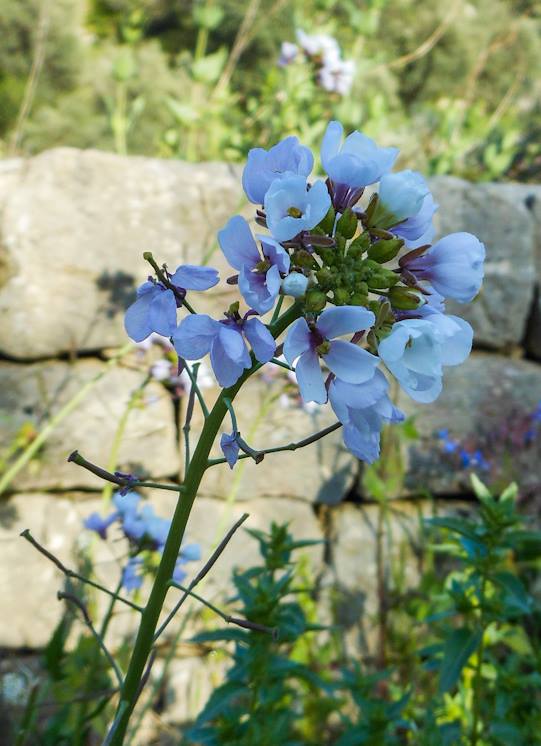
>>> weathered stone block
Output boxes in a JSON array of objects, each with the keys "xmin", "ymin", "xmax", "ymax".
[
  {"xmin": 0, "ymin": 149, "xmax": 243, "ymax": 359},
  {"xmin": 0, "ymin": 358, "xmax": 180, "ymax": 491},
  {"xmin": 430, "ymin": 177, "xmax": 536, "ymax": 351}
]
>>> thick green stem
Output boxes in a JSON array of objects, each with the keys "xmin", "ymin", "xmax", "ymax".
[
  {"xmin": 470, "ymin": 574, "xmax": 488, "ymax": 746},
  {"xmin": 105, "ymin": 304, "xmax": 301, "ymax": 745}
]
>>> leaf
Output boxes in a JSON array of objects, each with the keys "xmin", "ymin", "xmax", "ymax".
[
  {"xmin": 427, "ymin": 516, "xmax": 478, "ymax": 541},
  {"xmin": 500, "ymin": 482, "xmax": 518, "ymax": 503},
  {"xmin": 470, "ymin": 474, "xmax": 492, "ymax": 502},
  {"xmin": 438, "ymin": 627, "xmax": 482, "ymax": 693},
  {"xmin": 190, "ymin": 629, "xmax": 247, "ymax": 644},
  {"xmin": 192, "ymin": 47, "xmax": 227, "ymax": 85},
  {"xmin": 492, "ymin": 571, "xmax": 531, "ymax": 615}
]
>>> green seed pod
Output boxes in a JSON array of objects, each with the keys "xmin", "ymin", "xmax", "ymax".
[
  {"xmin": 367, "ymin": 268, "xmax": 400, "ymax": 290},
  {"xmin": 305, "ymin": 288, "xmax": 327, "ymax": 312},
  {"xmin": 388, "ymin": 286, "xmax": 423, "ymax": 310},
  {"xmin": 367, "ymin": 238, "xmax": 404, "ymax": 264},
  {"xmin": 336, "ymin": 208, "xmax": 358, "ymax": 239}
]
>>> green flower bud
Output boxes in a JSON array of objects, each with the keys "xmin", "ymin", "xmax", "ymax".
[
  {"xmin": 316, "ymin": 267, "xmax": 334, "ymax": 290},
  {"xmin": 292, "ymin": 249, "xmax": 316, "ymax": 269},
  {"xmin": 305, "ymin": 288, "xmax": 327, "ymax": 312},
  {"xmin": 333, "ymin": 287, "xmax": 350, "ymax": 305},
  {"xmin": 350, "ymin": 292, "xmax": 369, "ymax": 306},
  {"xmin": 367, "ymin": 268, "xmax": 399, "ymax": 290},
  {"xmin": 318, "ymin": 205, "xmax": 336, "ymax": 234},
  {"xmin": 335, "ymin": 234, "xmax": 346, "ymax": 253},
  {"xmin": 388, "ymin": 286, "xmax": 423, "ymax": 310},
  {"xmin": 367, "ymin": 238, "xmax": 404, "ymax": 264},
  {"xmin": 336, "ymin": 208, "xmax": 358, "ymax": 239},
  {"xmin": 318, "ymin": 248, "xmax": 336, "ymax": 265},
  {"xmin": 347, "ymin": 231, "xmax": 370, "ymax": 258}
]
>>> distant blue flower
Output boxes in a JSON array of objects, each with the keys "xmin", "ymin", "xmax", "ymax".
[
  {"xmin": 264, "ymin": 175, "xmax": 331, "ymax": 242},
  {"xmin": 173, "ymin": 313, "xmax": 275, "ymax": 388},
  {"xmin": 377, "ymin": 170, "xmax": 430, "ymax": 226},
  {"xmin": 378, "ymin": 319, "xmax": 444, "ymax": 403},
  {"xmin": 242, "ymin": 137, "xmax": 314, "ymax": 205},
  {"xmin": 284, "ymin": 306, "xmax": 377, "ymax": 404},
  {"xmin": 321, "ymin": 120, "xmax": 398, "ymax": 189},
  {"xmin": 124, "ymin": 265, "xmax": 219, "ymax": 343},
  {"xmin": 393, "ymin": 192, "xmax": 438, "ymax": 248},
  {"xmin": 296, "ymin": 29, "xmax": 341, "ymax": 61},
  {"xmin": 84, "ymin": 511, "xmax": 119, "ymax": 540},
  {"xmin": 122, "ymin": 557, "xmax": 144, "ymax": 591},
  {"xmin": 329, "ymin": 370, "xmax": 404, "ymax": 462},
  {"xmin": 220, "ymin": 431, "xmax": 240, "ymax": 469},
  {"xmin": 404, "ymin": 232, "xmax": 485, "ymax": 303},
  {"xmin": 281, "ymin": 272, "xmax": 309, "ymax": 298},
  {"xmin": 218, "ymin": 216, "xmax": 290, "ymax": 314},
  {"xmin": 278, "ymin": 41, "xmax": 298, "ymax": 66}
]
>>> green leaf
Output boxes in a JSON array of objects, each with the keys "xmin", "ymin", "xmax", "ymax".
[
  {"xmin": 492, "ymin": 571, "xmax": 531, "ymax": 615},
  {"xmin": 470, "ymin": 474, "xmax": 492, "ymax": 501},
  {"xmin": 192, "ymin": 47, "xmax": 227, "ymax": 85},
  {"xmin": 438, "ymin": 627, "xmax": 482, "ymax": 693},
  {"xmin": 427, "ymin": 516, "xmax": 478, "ymax": 541}
]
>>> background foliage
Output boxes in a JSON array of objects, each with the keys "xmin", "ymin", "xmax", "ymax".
[{"xmin": 1, "ymin": 0, "xmax": 540, "ymax": 180}]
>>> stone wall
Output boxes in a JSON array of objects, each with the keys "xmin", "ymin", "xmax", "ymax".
[{"xmin": 1, "ymin": 149, "xmax": 540, "ymax": 731}]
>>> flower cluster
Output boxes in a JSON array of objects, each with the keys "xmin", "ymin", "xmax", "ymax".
[
  {"xmin": 84, "ymin": 492, "xmax": 201, "ymax": 591},
  {"xmin": 279, "ymin": 30, "xmax": 355, "ymax": 96},
  {"xmin": 124, "ymin": 120, "xmax": 485, "ymax": 466}
]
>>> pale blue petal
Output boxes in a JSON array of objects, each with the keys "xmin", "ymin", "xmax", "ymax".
[
  {"xmin": 171, "ymin": 265, "xmax": 219, "ymax": 291},
  {"xmin": 124, "ymin": 292, "xmax": 153, "ymax": 342},
  {"xmin": 218, "ymin": 215, "xmax": 260, "ymax": 271},
  {"xmin": 283, "ymin": 317, "xmax": 313, "ymax": 364},
  {"xmin": 296, "ymin": 349, "xmax": 327, "ymax": 404},
  {"xmin": 321, "ymin": 120, "xmax": 344, "ymax": 173},
  {"xmin": 244, "ymin": 318, "xmax": 276, "ymax": 363},
  {"xmin": 220, "ymin": 432, "xmax": 240, "ymax": 469},
  {"xmin": 323, "ymin": 340, "xmax": 379, "ymax": 383},
  {"xmin": 172, "ymin": 314, "xmax": 220, "ymax": 360},
  {"xmin": 317, "ymin": 305, "xmax": 375, "ymax": 339},
  {"xmin": 149, "ymin": 288, "xmax": 177, "ymax": 337}
]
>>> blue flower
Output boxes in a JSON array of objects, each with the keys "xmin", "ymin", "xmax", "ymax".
[
  {"xmin": 242, "ymin": 137, "xmax": 314, "ymax": 205},
  {"xmin": 284, "ymin": 306, "xmax": 377, "ymax": 404},
  {"xmin": 321, "ymin": 120, "xmax": 398, "ymax": 189},
  {"xmin": 84, "ymin": 511, "xmax": 119, "ymax": 540},
  {"xmin": 220, "ymin": 431, "xmax": 240, "ymax": 469},
  {"xmin": 404, "ymin": 232, "xmax": 485, "ymax": 303},
  {"xmin": 393, "ymin": 192, "xmax": 438, "ymax": 248},
  {"xmin": 124, "ymin": 265, "xmax": 219, "ymax": 343},
  {"xmin": 264, "ymin": 175, "xmax": 331, "ymax": 242},
  {"xmin": 378, "ymin": 319, "xmax": 444, "ymax": 403},
  {"xmin": 329, "ymin": 370, "xmax": 404, "ymax": 462},
  {"xmin": 418, "ymin": 307, "xmax": 473, "ymax": 366},
  {"xmin": 376, "ymin": 170, "xmax": 430, "ymax": 226},
  {"xmin": 218, "ymin": 216, "xmax": 290, "ymax": 314},
  {"xmin": 173, "ymin": 313, "xmax": 275, "ymax": 388},
  {"xmin": 122, "ymin": 558, "xmax": 144, "ymax": 591}
]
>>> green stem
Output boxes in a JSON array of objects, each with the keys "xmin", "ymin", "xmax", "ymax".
[
  {"xmin": 470, "ymin": 575, "xmax": 488, "ymax": 746},
  {"xmin": 105, "ymin": 303, "xmax": 301, "ymax": 744}
]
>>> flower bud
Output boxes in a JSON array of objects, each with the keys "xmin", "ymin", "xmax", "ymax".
[
  {"xmin": 367, "ymin": 238, "xmax": 403, "ymax": 264},
  {"xmin": 367, "ymin": 268, "xmax": 400, "ymax": 290},
  {"xmin": 292, "ymin": 249, "xmax": 316, "ymax": 269},
  {"xmin": 333, "ymin": 287, "xmax": 350, "ymax": 305},
  {"xmin": 388, "ymin": 286, "xmax": 423, "ymax": 310},
  {"xmin": 316, "ymin": 267, "xmax": 334, "ymax": 290},
  {"xmin": 305, "ymin": 288, "xmax": 327, "ymax": 312},
  {"xmin": 318, "ymin": 205, "xmax": 336, "ymax": 234},
  {"xmin": 347, "ymin": 232, "xmax": 370, "ymax": 259},
  {"xmin": 350, "ymin": 292, "xmax": 368, "ymax": 306},
  {"xmin": 282, "ymin": 272, "xmax": 309, "ymax": 298},
  {"xmin": 336, "ymin": 208, "xmax": 357, "ymax": 239}
]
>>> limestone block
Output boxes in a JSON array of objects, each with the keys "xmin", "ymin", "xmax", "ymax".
[
  {"xmin": 0, "ymin": 149, "xmax": 244, "ymax": 359},
  {"xmin": 430, "ymin": 177, "xmax": 536, "ymax": 351},
  {"xmin": 0, "ymin": 358, "xmax": 179, "ymax": 490}
]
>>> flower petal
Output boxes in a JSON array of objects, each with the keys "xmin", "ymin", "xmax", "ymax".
[
  {"xmin": 295, "ymin": 349, "xmax": 327, "ymax": 404},
  {"xmin": 124, "ymin": 292, "xmax": 153, "ymax": 342},
  {"xmin": 218, "ymin": 215, "xmax": 260, "ymax": 271},
  {"xmin": 172, "ymin": 314, "xmax": 220, "ymax": 360},
  {"xmin": 317, "ymin": 305, "xmax": 375, "ymax": 339},
  {"xmin": 283, "ymin": 317, "xmax": 313, "ymax": 364},
  {"xmin": 323, "ymin": 340, "xmax": 379, "ymax": 383},
  {"xmin": 149, "ymin": 288, "xmax": 177, "ymax": 337},
  {"xmin": 244, "ymin": 318, "xmax": 276, "ymax": 363},
  {"xmin": 171, "ymin": 264, "xmax": 219, "ymax": 291},
  {"xmin": 220, "ymin": 432, "xmax": 240, "ymax": 469}
]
